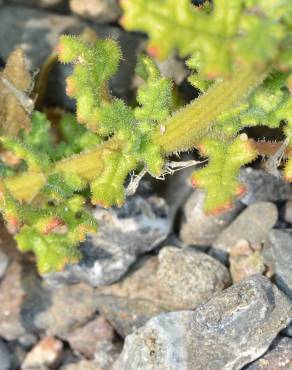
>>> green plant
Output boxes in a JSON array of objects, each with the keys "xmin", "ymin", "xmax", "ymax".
[{"xmin": 0, "ymin": 0, "xmax": 291, "ymax": 273}]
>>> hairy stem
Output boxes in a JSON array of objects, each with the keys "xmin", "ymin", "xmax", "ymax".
[
  {"xmin": 154, "ymin": 65, "xmax": 268, "ymax": 153},
  {"xmin": 3, "ymin": 66, "xmax": 268, "ymax": 202},
  {"xmin": 3, "ymin": 138, "xmax": 121, "ymax": 202}
]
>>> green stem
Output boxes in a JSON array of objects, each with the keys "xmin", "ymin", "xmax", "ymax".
[
  {"xmin": 154, "ymin": 65, "xmax": 268, "ymax": 153},
  {"xmin": 3, "ymin": 66, "xmax": 268, "ymax": 202}
]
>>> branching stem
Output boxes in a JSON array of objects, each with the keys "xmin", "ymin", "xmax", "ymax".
[{"xmin": 3, "ymin": 66, "xmax": 269, "ymax": 202}]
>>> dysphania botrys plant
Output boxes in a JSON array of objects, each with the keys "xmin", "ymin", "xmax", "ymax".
[{"xmin": 0, "ymin": 0, "xmax": 291, "ymax": 273}]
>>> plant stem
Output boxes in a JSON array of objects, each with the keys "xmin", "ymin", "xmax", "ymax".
[
  {"xmin": 3, "ymin": 138, "xmax": 121, "ymax": 202},
  {"xmin": 2, "ymin": 66, "xmax": 268, "ymax": 202},
  {"xmin": 154, "ymin": 65, "xmax": 268, "ymax": 153}
]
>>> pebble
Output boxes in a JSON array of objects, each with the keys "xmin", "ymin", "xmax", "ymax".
[
  {"xmin": 95, "ymin": 247, "xmax": 231, "ymax": 336},
  {"xmin": 212, "ymin": 202, "xmax": 278, "ymax": 262},
  {"xmin": 229, "ymin": 240, "xmax": 266, "ymax": 283},
  {"xmin": 62, "ymin": 316, "xmax": 115, "ymax": 359},
  {"xmin": 94, "ymin": 340, "xmax": 122, "ymax": 370},
  {"xmin": 239, "ymin": 168, "xmax": 292, "ymax": 205},
  {"xmin": 156, "ymin": 246, "xmax": 231, "ymax": 308},
  {"xmin": 114, "ymin": 275, "xmax": 292, "ymax": 370},
  {"xmin": 45, "ymin": 195, "xmax": 170, "ymax": 287},
  {"xmin": 180, "ymin": 189, "xmax": 243, "ymax": 247},
  {"xmin": 94, "ymin": 293, "xmax": 168, "ymax": 339},
  {"xmin": 0, "ymin": 339, "xmax": 12, "ymax": 370},
  {"xmin": 0, "ymin": 259, "xmax": 98, "ymax": 340},
  {"xmin": 34, "ymin": 283, "xmax": 97, "ymax": 336},
  {"xmin": 244, "ymin": 336, "xmax": 292, "ymax": 369},
  {"xmin": 69, "ymin": 0, "xmax": 122, "ymax": 23},
  {"xmin": 21, "ymin": 336, "xmax": 63, "ymax": 369},
  {"xmin": 268, "ymin": 229, "xmax": 292, "ymax": 299},
  {"xmin": 0, "ymin": 262, "xmax": 49, "ymax": 340}
]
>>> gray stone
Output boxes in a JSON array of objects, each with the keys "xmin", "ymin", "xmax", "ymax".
[
  {"xmin": 0, "ymin": 5, "xmax": 144, "ymax": 109},
  {"xmin": 0, "ymin": 248, "xmax": 9, "ymax": 280},
  {"xmin": 34, "ymin": 283, "xmax": 97, "ymax": 336},
  {"xmin": 244, "ymin": 336, "xmax": 292, "ymax": 369},
  {"xmin": 62, "ymin": 316, "xmax": 115, "ymax": 359},
  {"xmin": 180, "ymin": 189, "xmax": 243, "ymax": 247},
  {"xmin": 229, "ymin": 240, "xmax": 266, "ymax": 283},
  {"xmin": 95, "ymin": 247, "xmax": 230, "ymax": 337},
  {"xmin": 114, "ymin": 275, "xmax": 292, "ymax": 370},
  {"xmin": 157, "ymin": 247, "xmax": 231, "ymax": 308},
  {"xmin": 94, "ymin": 340, "xmax": 122, "ymax": 370},
  {"xmin": 45, "ymin": 195, "xmax": 170, "ymax": 287},
  {"xmin": 156, "ymin": 53, "xmax": 188, "ymax": 85},
  {"xmin": 94, "ymin": 294, "xmax": 169, "ymax": 338},
  {"xmin": 0, "ymin": 259, "xmax": 98, "ymax": 339},
  {"xmin": 21, "ymin": 336, "xmax": 63, "ymax": 369},
  {"xmin": 239, "ymin": 168, "xmax": 292, "ymax": 205},
  {"xmin": 69, "ymin": 0, "xmax": 122, "ymax": 23},
  {"xmin": 268, "ymin": 229, "xmax": 292, "ymax": 299},
  {"xmin": 284, "ymin": 200, "xmax": 292, "ymax": 224},
  {"xmin": 0, "ymin": 262, "xmax": 50, "ymax": 340},
  {"xmin": 4, "ymin": 0, "xmax": 67, "ymax": 9},
  {"xmin": 0, "ymin": 6, "xmax": 81, "ymax": 69},
  {"xmin": 93, "ymin": 255, "xmax": 169, "ymax": 337},
  {"xmin": 212, "ymin": 202, "xmax": 278, "ymax": 262},
  {"xmin": 0, "ymin": 339, "xmax": 12, "ymax": 370}
]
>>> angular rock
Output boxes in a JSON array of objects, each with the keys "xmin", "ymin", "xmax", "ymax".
[
  {"xmin": 0, "ymin": 262, "xmax": 49, "ymax": 340},
  {"xmin": 180, "ymin": 189, "xmax": 243, "ymax": 247},
  {"xmin": 0, "ymin": 339, "xmax": 12, "ymax": 370},
  {"xmin": 22, "ymin": 336, "xmax": 63, "ymax": 369},
  {"xmin": 95, "ymin": 247, "xmax": 230, "ymax": 336},
  {"xmin": 114, "ymin": 275, "xmax": 292, "ymax": 370},
  {"xmin": 268, "ymin": 229, "xmax": 292, "ymax": 299},
  {"xmin": 244, "ymin": 336, "xmax": 292, "ymax": 369},
  {"xmin": 94, "ymin": 294, "xmax": 169, "ymax": 339},
  {"xmin": 45, "ymin": 195, "xmax": 170, "ymax": 287},
  {"xmin": 0, "ymin": 260, "xmax": 98, "ymax": 339},
  {"xmin": 212, "ymin": 202, "xmax": 278, "ymax": 262},
  {"xmin": 157, "ymin": 247, "xmax": 231, "ymax": 308},
  {"xmin": 62, "ymin": 316, "xmax": 115, "ymax": 359},
  {"xmin": 94, "ymin": 340, "xmax": 122, "ymax": 370},
  {"xmin": 34, "ymin": 283, "xmax": 97, "ymax": 336},
  {"xmin": 69, "ymin": 0, "xmax": 122, "ymax": 23},
  {"xmin": 239, "ymin": 168, "xmax": 292, "ymax": 205},
  {"xmin": 229, "ymin": 240, "xmax": 266, "ymax": 283}
]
